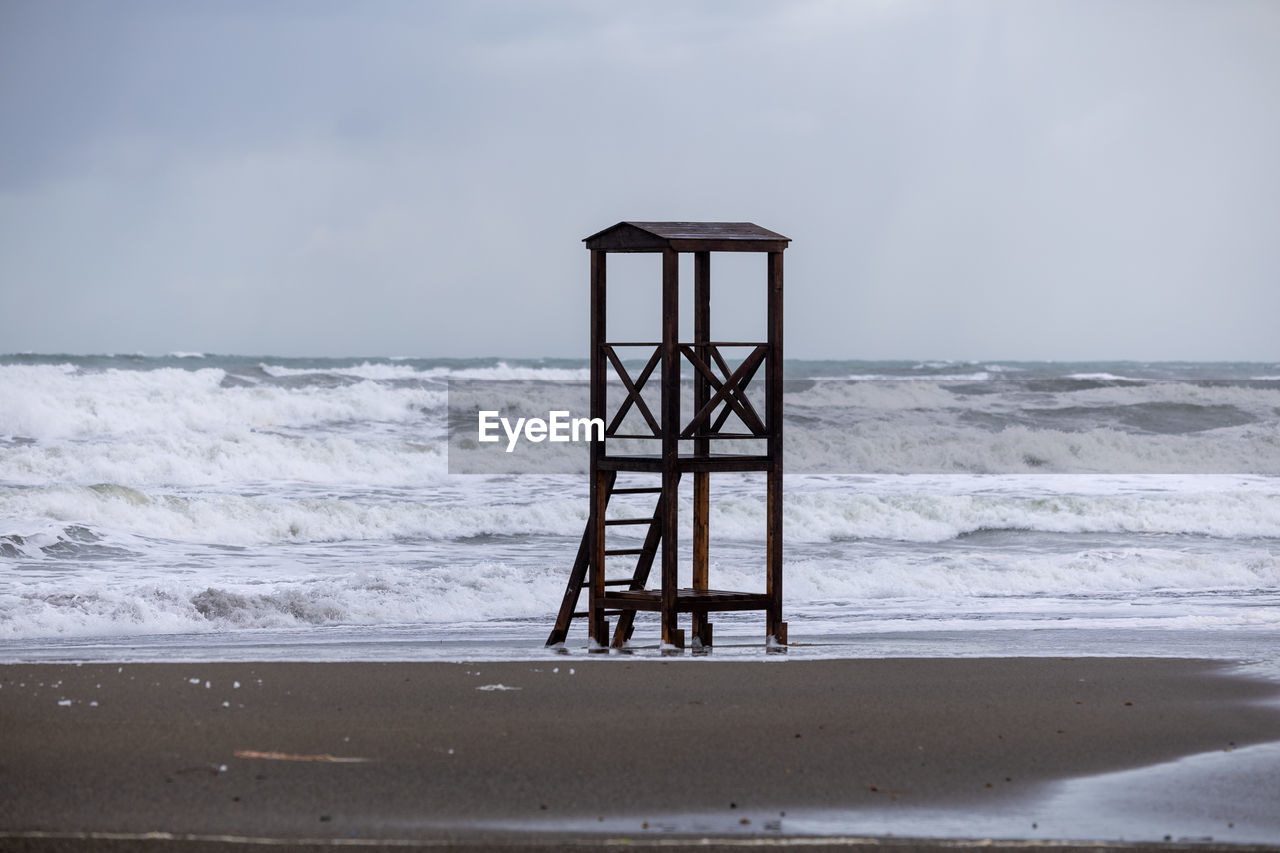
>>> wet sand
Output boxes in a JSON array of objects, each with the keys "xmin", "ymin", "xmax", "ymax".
[{"xmin": 2, "ymin": 658, "xmax": 1279, "ymax": 851}]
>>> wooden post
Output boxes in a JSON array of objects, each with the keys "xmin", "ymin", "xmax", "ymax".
[
  {"xmin": 588, "ymin": 250, "xmax": 608, "ymax": 649},
  {"xmin": 691, "ymin": 251, "xmax": 711, "ymax": 647},
  {"xmin": 766, "ymin": 250, "xmax": 786, "ymax": 646},
  {"xmin": 661, "ymin": 248, "xmax": 682, "ymax": 650}
]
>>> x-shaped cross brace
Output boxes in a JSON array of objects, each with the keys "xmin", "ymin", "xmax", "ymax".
[
  {"xmin": 604, "ymin": 346, "xmax": 662, "ymax": 437},
  {"xmin": 680, "ymin": 344, "xmax": 767, "ymax": 438}
]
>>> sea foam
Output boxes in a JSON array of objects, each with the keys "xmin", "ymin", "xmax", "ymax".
[{"xmin": 2, "ymin": 356, "xmax": 1278, "ymax": 646}]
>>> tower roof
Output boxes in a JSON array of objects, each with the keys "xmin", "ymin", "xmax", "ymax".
[{"xmin": 583, "ymin": 221, "xmax": 789, "ymax": 253}]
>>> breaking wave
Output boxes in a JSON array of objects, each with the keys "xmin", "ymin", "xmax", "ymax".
[{"xmin": 3, "ymin": 356, "xmax": 1278, "ymax": 643}]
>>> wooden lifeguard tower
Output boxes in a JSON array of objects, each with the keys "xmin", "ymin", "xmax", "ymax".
[{"xmin": 546, "ymin": 222, "xmax": 789, "ymax": 651}]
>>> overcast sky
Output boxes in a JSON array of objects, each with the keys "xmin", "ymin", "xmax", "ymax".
[{"xmin": 1, "ymin": 0, "xmax": 1277, "ymax": 361}]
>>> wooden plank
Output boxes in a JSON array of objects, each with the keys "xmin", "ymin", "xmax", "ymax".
[
  {"xmin": 694, "ymin": 249, "xmax": 712, "ymax": 461},
  {"xmin": 600, "ymin": 589, "xmax": 773, "ymax": 613},
  {"xmin": 581, "ymin": 246, "xmax": 666, "ymax": 254},
  {"xmin": 661, "ymin": 247, "xmax": 680, "ymax": 648},
  {"xmin": 666, "ymin": 238, "xmax": 790, "ymax": 254},
  {"xmin": 590, "ymin": 468, "xmax": 611, "ymax": 646},
  {"xmin": 671, "ymin": 456, "xmax": 774, "ymax": 473},
  {"xmin": 588, "ymin": 250, "xmax": 608, "ymax": 648},
  {"xmin": 600, "ymin": 455, "xmax": 773, "ymax": 474},
  {"xmin": 597, "ymin": 456, "xmax": 665, "ymax": 473},
  {"xmin": 767, "ymin": 250, "xmax": 785, "ymax": 644},
  {"xmin": 692, "ymin": 250, "xmax": 711, "ymax": 646},
  {"xmin": 602, "ymin": 590, "xmax": 663, "ymax": 603},
  {"xmin": 691, "ymin": 469, "xmax": 708, "ymax": 642},
  {"xmin": 590, "ymin": 250, "xmax": 606, "ymax": 432},
  {"xmin": 605, "ymin": 588, "xmax": 772, "ymax": 602},
  {"xmin": 606, "ymin": 340, "xmax": 764, "ymax": 348},
  {"xmin": 692, "ymin": 473, "xmax": 708, "ymax": 591}
]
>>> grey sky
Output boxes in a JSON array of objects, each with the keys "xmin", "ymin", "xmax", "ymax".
[{"xmin": 1, "ymin": 0, "xmax": 1277, "ymax": 361}]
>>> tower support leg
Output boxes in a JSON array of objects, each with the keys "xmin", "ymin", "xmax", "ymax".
[
  {"xmin": 660, "ymin": 247, "xmax": 681, "ymax": 651},
  {"xmin": 690, "ymin": 471, "xmax": 710, "ymax": 649},
  {"xmin": 588, "ymin": 468, "xmax": 611, "ymax": 651}
]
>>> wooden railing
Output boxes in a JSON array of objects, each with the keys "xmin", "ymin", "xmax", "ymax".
[{"xmin": 599, "ymin": 342, "xmax": 768, "ymax": 442}]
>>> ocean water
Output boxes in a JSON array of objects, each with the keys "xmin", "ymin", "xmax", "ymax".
[{"xmin": 2, "ymin": 354, "xmax": 1278, "ymax": 664}]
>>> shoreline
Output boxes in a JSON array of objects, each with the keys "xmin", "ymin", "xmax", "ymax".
[
  {"xmin": 7, "ymin": 623, "xmax": 1280, "ymax": 670},
  {"xmin": 3, "ymin": 658, "xmax": 1280, "ymax": 850}
]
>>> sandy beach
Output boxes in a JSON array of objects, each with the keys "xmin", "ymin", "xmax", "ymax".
[{"xmin": 2, "ymin": 657, "xmax": 1279, "ymax": 851}]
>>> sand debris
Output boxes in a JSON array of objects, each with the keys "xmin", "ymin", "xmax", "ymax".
[{"xmin": 233, "ymin": 749, "xmax": 371, "ymax": 763}]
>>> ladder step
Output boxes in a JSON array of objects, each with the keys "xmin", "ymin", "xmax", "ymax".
[
  {"xmin": 605, "ymin": 518, "xmax": 655, "ymax": 526},
  {"xmin": 611, "ymin": 487, "xmax": 663, "ymax": 494},
  {"xmin": 605, "ymin": 548, "xmax": 646, "ymax": 556},
  {"xmin": 572, "ymin": 610, "xmax": 625, "ymax": 617},
  {"xmin": 602, "ymin": 579, "xmax": 635, "ymax": 587}
]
